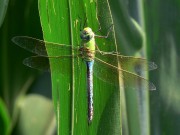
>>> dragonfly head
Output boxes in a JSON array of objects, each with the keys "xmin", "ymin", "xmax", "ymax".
[{"xmin": 80, "ymin": 27, "xmax": 95, "ymax": 41}]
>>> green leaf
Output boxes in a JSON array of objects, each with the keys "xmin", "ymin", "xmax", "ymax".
[
  {"xmin": 109, "ymin": 0, "xmax": 144, "ymax": 55},
  {"xmin": 0, "ymin": 98, "xmax": 11, "ymax": 135},
  {"xmin": 38, "ymin": 0, "xmax": 121, "ymax": 134},
  {"xmin": 0, "ymin": 0, "xmax": 8, "ymax": 28},
  {"xmin": 15, "ymin": 95, "xmax": 55, "ymax": 135},
  {"xmin": 0, "ymin": 0, "xmax": 52, "ymax": 134},
  {"xmin": 109, "ymin": 1, "xmax": 152, "ymax": 135},
  {"xmin": 145, "ymin": 1, "xmax": 180, "ymax": 134}
]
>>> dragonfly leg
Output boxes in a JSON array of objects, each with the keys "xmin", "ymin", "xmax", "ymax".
[
  {"xmin": 94, "ymin": 26, "xmax": 101, "ymax": 34},
  {"xmin": 94, "ymin": 20, "xmax": 102, "ymax": 33},
  {"xmin": 95, "ymin": 24, "xmax": 113, "ymax": 39},
  {"xmin": 95, "ymin": 44, "xmax": 118, "ymax": 56},
  {"xmin": 95, "ymin": 44, "xmax": 121, "ymax": 55}
]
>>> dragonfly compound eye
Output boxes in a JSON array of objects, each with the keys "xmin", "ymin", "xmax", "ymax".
[{"xmin": 80, "ymin": 31, "xmax": 94, "ymax": 41}]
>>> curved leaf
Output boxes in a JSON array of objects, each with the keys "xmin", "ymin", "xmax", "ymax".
[
  {"xmin": 0, "ymin": 0, "xmax": 9, "ymax": 27},
  {"xmin": 0, "ymin": 98, "xmax": 11, "ymax": 135}
]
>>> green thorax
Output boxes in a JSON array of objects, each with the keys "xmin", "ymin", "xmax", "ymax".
[{"xmin": 81, "ymin": 37, "xmax": 96, "ymax": 61}]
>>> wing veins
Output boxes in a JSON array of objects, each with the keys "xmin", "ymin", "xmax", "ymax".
[{"xmin": 94, "ymin": 57, "xmax": 149, "ymax": 81}]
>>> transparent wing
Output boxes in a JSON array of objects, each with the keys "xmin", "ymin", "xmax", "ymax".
[
  {"xmin": 94, "ymin": 55, "xmax": 156, "ymax": 90},
  {"xmin": 12, "ymin": 36, "xmax": 79, "ymax": 56},
  {"xmin": 23, "ymin": 55, "xmax": 81, "ymax": 75},
  {"xmin": 23, "ymin": 56, "xmax": 51, "ymax": 71},
  {"xmin": 95, "ymin": 51, "xmax": 157, "ymax": 72}
]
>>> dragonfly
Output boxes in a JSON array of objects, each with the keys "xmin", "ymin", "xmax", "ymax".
[{"xmin": 12, "ymin": 26, "xmax": 157, "ymax": 124}]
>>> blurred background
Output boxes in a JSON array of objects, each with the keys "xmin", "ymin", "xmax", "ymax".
[
  {"xmin": 0, "ymin": 0, "xmax": 180, "ymax": 135},
  {"xmin": 0, "ymin": 0, "xmax": 56, "ymax": 134}
]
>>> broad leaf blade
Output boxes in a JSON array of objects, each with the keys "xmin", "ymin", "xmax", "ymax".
[{"xmin": 39, "ymin": 0, "xmax": 120, "ymax": 134}]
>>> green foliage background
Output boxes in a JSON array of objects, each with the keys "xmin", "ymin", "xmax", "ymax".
[{"xmin": 0, "ymin": 0, "xmax": 180, "ymax": 135}]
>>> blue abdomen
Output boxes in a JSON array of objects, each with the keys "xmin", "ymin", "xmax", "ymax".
[{"xmin": 86, "ymin": 60, "xmax": 94, "ymax": 124}]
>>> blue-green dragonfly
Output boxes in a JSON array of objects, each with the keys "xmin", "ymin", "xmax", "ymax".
[{"xmin": 12, "ymin": 27, "xmax": 157, "ymax": 124}]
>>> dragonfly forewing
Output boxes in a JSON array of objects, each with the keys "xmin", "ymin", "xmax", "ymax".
[
  {"xmin": 95, "ymin": 51, "xmax": 157, "ymax": 73},
  {"xmin": 12, "ymin": 36, "xmax": 80, "ymax": 56}
]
